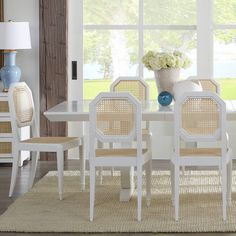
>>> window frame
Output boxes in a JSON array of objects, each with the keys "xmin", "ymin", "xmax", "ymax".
[{"xmin": 77, "ymin": 0, "xmax": 234, "ymax": 99}]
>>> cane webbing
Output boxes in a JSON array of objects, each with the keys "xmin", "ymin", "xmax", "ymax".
[
  {"xmin": 0, "ymin": 142, "xmax": 11, "ymax": 154},
  {"xmin": 0, "ymin": 122, "xmax": 11, "ymax": 133},
  {"xmin": 13, "ymin": 85, "xmax": 33, "ymax": 125},
  {"xmin": 22, "ymin": 137, "xmax": 78, "ymax": 144},
  {"xmin": 0, "ymin": 101, "xmax": 9, "ymax": 113},
  {"xmin": 182, "ymin": 97, "xmax": 219, "ymax": 136},
  {"xmin": 96, "ymin": 98, "xmax": 135, "ymax": 136},
  {"xmin": 180, "ymin": 148, "xmax": 221, "ymax": 157},
  {"xmin": 199, "ymin": 80, "xmax": 218, "ymax": 93},
  {"xmin": 113, "ymin": 80, "xmax": 146, "ymax": 102},
  {"xmin": 96, "ymin": 148, "xmax": 148, "ymax": 157}
]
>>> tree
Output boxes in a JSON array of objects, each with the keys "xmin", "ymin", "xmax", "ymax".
[
  {"xmin": 84, "ymin": 0, "xmax": 138, "ymax": 80},
  {"xmin": 214, "ymin": 0, "xmax": 236, "ymax": 43},
  {"xmin": 83, "ymin": 0, "xmax": 236, "ymax": 80}
]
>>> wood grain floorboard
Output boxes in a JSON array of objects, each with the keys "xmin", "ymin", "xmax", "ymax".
[{"xmin": 0, "ymin": 160, "xmax": 236, "ymax": 236}]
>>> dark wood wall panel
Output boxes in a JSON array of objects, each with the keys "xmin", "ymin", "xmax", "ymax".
[
  {"xmin": 39, "ymin": 0, "xmax": 68, "ymax": 160},
  {"xmin": 0, "ymin": 0, "xmax": 3, "ymax": 68}
]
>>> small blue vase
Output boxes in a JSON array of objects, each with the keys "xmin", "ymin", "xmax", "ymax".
[{"xmin": 158, "ymin": 91, "xmax": 173, "ymax": 106}]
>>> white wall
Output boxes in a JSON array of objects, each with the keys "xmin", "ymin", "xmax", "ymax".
[
  {"xmin": 67, "ymin": 0, "xmax": 83, "ymax": 159},
  {"xmin": 4, "ymin": 0, "xmax": 39, "ymax": 121}
]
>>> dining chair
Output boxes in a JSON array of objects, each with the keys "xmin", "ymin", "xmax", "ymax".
[
  {"xmin": 187, "ymin": 76, "xmax": 220, "ymax": 94},
  {"xmin": 8, "ymin": 82, "xmax": 84, "ymax": 200},
  {"xmin": 187, "ymin": 76, "xmax": 222, "ymax": 175},
  {"xmin": 111, "ymin": 77, "xmax": 151, "ymax": 147},
  {"xmin": 89, "ymin": 92, "xmax": 152, "ymax": 221},
  {"xmin": 92, "ymin": 77, "xmax": 152, "ymax": 183},
  {"xmin": 171, "ymin": 91, "xmax": 232, "ymax": 221}
]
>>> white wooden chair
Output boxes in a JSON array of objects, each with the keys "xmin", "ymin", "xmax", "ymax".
[
  {"xmin": 94, "ymin": 77, "xmax": 152, "ymax": 182},
  {"xmin": 187, "ymin": 76, "xmax": 220, "ymax": 94},
  {"xmin": 89, "ymin": 92, "xmax": 152, "ymax": 221},
  {"xmin": 171, "ymin": 91, "xmax": 232, "ymax": 221},
  {"xmin": 8, "ymin": 82, "xmax": 84, "ymax": 200},
  {"xmin": 111, "ymin": 77, "xmax": 151, "ymax": 147}
]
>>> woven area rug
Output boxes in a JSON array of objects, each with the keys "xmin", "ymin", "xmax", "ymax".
[{"xmin": 1, "ymin": 170, "xmax": 236, "ymax": 233}]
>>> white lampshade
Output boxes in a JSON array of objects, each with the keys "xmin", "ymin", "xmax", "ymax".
[{"xmin": 0, "ymin": 22, "xmax": 31, "ymax": 50}]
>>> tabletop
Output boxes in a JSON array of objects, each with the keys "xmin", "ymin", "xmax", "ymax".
[{"xmin": 44, "ymin": 100, "xmax": 236, "ymax": 122}]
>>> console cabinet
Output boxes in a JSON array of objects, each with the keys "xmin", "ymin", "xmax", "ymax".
[{"xmin": 0, "ymin": 92, "xmax": 30, "ymax": 166}]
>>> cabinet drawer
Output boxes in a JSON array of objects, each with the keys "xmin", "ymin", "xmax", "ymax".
[
  {"xmin": 0, "ymin": 142, "xmax": 12, "ymax": 154},
  {"xmin": 0, "ymin": 101, "xmax": 9, "ymax": 113},
  {"xmin": 0, "ymin": 121, "xmax": 11, "ymax": 133}
]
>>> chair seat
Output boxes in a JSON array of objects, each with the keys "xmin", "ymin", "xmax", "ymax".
[
  {"xmin": 180, "ymin": 148, "xmax": 221, "ymax": 157},
  {"xmin": 96, "ymin": 148, "xmax": 148, "ymax": 157},
  {"xmin": 21, "ymin": 136, "xmax": 78, "ymax": 144}
]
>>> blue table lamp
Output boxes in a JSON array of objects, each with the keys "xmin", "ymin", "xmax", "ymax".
[{"xmin": 0, "ymin": 21, "xmax": 31, "ymax": 92}]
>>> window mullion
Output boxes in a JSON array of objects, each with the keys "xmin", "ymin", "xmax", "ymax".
[
  {"xmin": 214, "ymin": 24, "xmax": 236, "ymax": 30},
  {"xmin": 197, "ymin": 0, "xmax": 213, "ymax": 78},
  {"xmin": 139, "ymin": 0, "xmax": 144, "ymax": 78}
]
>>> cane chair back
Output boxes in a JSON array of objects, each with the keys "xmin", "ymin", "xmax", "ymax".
[
  {"xmin": 175, "ymin": 91, "xmax": 226, "ymax": 145},
  {"xmin": 90, "ymin": 92, "xmax": 141, "ymax": 144},
  {"xmin": 111, "ymin": 77, "xmax": 149, "ymax": 102},
  {"xmin": 199, "ymin": 79, "xmax": 219, "ymax": 94},
  {"xmin": 10, "ymin": 82, "xmax": 35, "ymax": 128},
  {"xmin": 188, "ymin": 76, "xmax": 220, "ymax": 94}
]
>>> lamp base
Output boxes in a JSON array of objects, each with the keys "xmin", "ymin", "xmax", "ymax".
[{"xmin": 0, "ymin": 51, "xmax": 21, "ymax": 92}]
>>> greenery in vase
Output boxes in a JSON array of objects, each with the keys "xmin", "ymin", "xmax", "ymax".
[{"xmin": 142, "ymin": 50, "xmax": 191, "ymax": 71}]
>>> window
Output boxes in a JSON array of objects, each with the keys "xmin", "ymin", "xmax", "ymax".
[
  {"xmin": 213, "ymin": 0, "xmax": 236, "ymax": 99},
  {"xmin": 83, "ymin": 0, "xmax": 196, "ymax": 99},
  {"xmin": 80, "ymin": 0, "xmax": 236, "ymax": 100}
]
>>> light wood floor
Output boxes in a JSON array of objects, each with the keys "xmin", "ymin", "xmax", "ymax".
[{"xmin": 0, "ymin": 159, "xmax": 236, "ymax": 236}]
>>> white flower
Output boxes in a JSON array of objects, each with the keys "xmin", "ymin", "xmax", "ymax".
[{"xmin": 142, "ymin": 50, "xmax": 191, "ymax": 71}]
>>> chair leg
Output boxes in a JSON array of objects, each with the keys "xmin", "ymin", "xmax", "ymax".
[
  {"xmin": 222, "ymin": 164, "xmax": 227, "ymax": 221},
  {"xmin": 28, "ymin": 151, "xmax": 39, "ymax": 189},
  {"xmin": 137, "ymin": 164, "xmax": 142, "ymax": 221},
  {"xmin": 145, "ymin": 160, "xmax": 152, "ymax": 207},
  {"xmin": 80, "ymin": 144, "xmax": 86, "ymax": 191},
  {"xmin": 90, "ymin": 163, "xmax": 95, "ymax": 222},
  {"xmin": 99, "ymin": 167, "xmax": 103, "ymax": 185},
  {"xmin": 109, "ymin": 142, "xmax": 114, "ymax": 177},
  {"xmin": 97, "ymin": 141, "xmax": 103, "ymax": 184},
  {"xmin": 170, "ymin": 162, "xmax": 175, "ymax": 206},
  {"xmin": 174, "ymin": 164, "xmax": 180, "ymax": 221},
  {"xmin": 9, "ymin": 150, "xmax": 20, "ymax": 197},
  {"xmin": 56, "ymin": 149, "xmax": 64, "ymax": 200},
  {"xmin": 218, "ymin": 164, "xmax": 222, "ymax": 185},
  {"xmin": 227, "ymin": 159, "xmax": 232, "ymax": 205}
]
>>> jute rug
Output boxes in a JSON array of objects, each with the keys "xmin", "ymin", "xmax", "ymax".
[{"xmin": 1, "ymin": 170, "xmax": 236, "ymax": 233}]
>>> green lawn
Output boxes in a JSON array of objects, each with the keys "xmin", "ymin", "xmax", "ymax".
[{"xmin": 84, "ymin": 78, "xmax": 236, "ymax": 100}]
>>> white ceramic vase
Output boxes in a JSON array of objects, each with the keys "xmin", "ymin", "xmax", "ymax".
[{"xmin": 154, "ymin": 68, "xmax": 180, "ymax": 95}]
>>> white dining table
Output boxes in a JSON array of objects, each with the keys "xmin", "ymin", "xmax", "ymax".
[{"xmin": 44, "ymin": 99, "xmax": 236, "ymax": 201}]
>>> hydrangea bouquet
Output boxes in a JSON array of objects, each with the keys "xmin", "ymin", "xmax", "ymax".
[{"xmin": 142, "ymin": 50, "xmax": 191, "ymax": 71}]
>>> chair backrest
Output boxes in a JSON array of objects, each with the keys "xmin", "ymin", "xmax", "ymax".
[
  {"xmin": 110, "ymin": 77, "xmax": 149, "ymax": 102},
  {"xmin": 89, "ymin": 92, "xmax": 142, "ymax": 147},
  {"xmin": 174, "ymin": 92, "xmax": 226, "ymax": 152},
  {"xmin": 187, "ymin": 76, "xmax": 220, "ymax": 94},
  {"xmin": 8, "ymin": 82, "xmax": 37, "ymax": 141}
]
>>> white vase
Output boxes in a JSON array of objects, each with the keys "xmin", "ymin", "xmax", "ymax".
[{"xmin": 154, "ymin": 68, "xmax": 180, "ymax": 95}]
